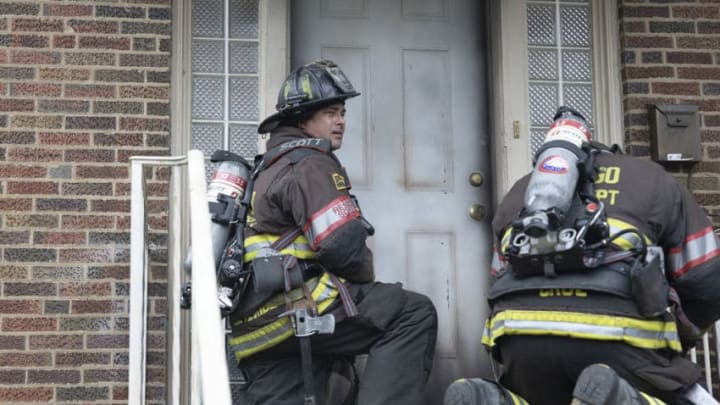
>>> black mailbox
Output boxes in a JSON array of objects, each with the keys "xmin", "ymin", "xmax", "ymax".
[{"xmin": 649, "ymin": 104, "xmax": 700, "ymax": 162}]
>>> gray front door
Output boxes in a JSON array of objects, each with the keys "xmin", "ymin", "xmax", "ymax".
[{"xmin": 292, "ymin": 1, "xmax": 492, "ymax": 402}]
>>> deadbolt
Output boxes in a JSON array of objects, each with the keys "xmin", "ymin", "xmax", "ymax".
[
  {"xmin": 468, "ymin": 203, "xmax": 486, "ymax": 221},
  {"xmin": 468, "ymin": 172, "xmax": 484, "ymax": 187}
]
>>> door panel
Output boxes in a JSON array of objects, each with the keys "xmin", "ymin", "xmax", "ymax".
[{"xmin": 292, "ymin": 1, "xmax": 492, "ymax": 402}]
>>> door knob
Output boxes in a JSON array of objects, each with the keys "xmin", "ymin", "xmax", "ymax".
[
  {"xmin": 468, "ymin": 203, "xmax": 486, "ymax": 221},
  {"xmin": 468, "ymin": 172, "xmax": 484, "ymax": 187}
]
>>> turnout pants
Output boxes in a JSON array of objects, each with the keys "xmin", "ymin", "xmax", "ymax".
[
  {"xmin": 497, "ymin": 335, "xmax": 703, "ymax": 405},
  {"xmin": 237, "ymin": 281, "xmax": 438, "ymax": 405}
]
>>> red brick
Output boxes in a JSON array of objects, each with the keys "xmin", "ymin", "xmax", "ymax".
[
  {"xmin": 28, "ymin": 369, "xmax": 81, "ymax": 384},
  {"xmin": 672, "ymin": 5, "xmax": 720, "ymax": 19},
  {"xmin": 67, "ymin": 20, "xmax": 118, "ymax": 34},
  {"xmin": 113, "ymin": 385, "xmax": 128, "ymax": 401},
  {"xmin": 29, "ymin": 334, "xmax": 83, "ymax": 350},
  {"xmin": 0, "ymin": 164, "xmax": 46, "ymax": 178},
  {"xmin": 94, "ymin": 132, "xmax": 143, "ymax": 146},
  {"xmin": 678, "ymin": 66, "xmax": 720, "ymax": 80},
  {"xmin": 12, "ymin": 18, "xmax": 64, "ymax": 32},
  {"xmin": 65, "ymin": 84, "xmax": 115, "ymax": 98},
  {"xmin": 0, "ymin": 99, "xmax": 34, "ymax": 112},
  {"xmin": 61, "ymin": 215, "xmax": 115, "ymax": 229},
  {"xmin": 623, "ymin": 36, "xmax": 674, "ymax": 48},
  {"xmin": 0, "ymin": 387, "xmax": 53, "ymax": 402},
  {"xmin": 623, "ymin": 21, "xmax": 646, "ymax": 33},
  {"xmin": 61, "ymin": 182, "xmax": 113, "ymax": 196},
  {"xmin": 34, "ymin": 231, "xmax": 87, "ymax": 245},
  {"xmin": 625, "ymin": 66, "xmax": 676, "ymax": 79},
  {"xmin": 76, "ymin": 165, "xmax": 128, "ymax": 179},
  {"xmin": 59, "ymin": 281, "xmax": 112, "ymax": 296},
  {"xmin": 10, "ymin": 83, "xmax": 62, "ymax": 97},
  {"xmin": 2, "ymin": 318, "xmax": 57, "ymax": 332},
  {"xmin": 83, "ymin": 368, "xmax": 127, "ymax": 383},
  {"xmin": 652, "ymin": 81, "xmax": 701, "ymax": 95},
  {"xmin": 55, "ymin": 352, "xmax": 110, "ymax": 366},
  {"xmin": 86, "ymin": 334, "xmax": 128, "ymax": 348},
  {"xmin": 11, "ymin": 50, "xmax": 61, "ymax": 64},
  {"xmin": 6, "ymin": 181, "xmax": 59, "ymax": 195},
  {"xmin": 67, "ymin": 20, "xmax": 120, "ymax": 34},
  {"xmin": 46, "ymin": 5, "xmax": 94, "ymax": 17},
  {"xmin": 79, "ymin": 36, "xmax": 131, "ymax": 50},
  {"xmin": 8, "ymin": 147, "xmax": 63, "ymax": 162},
  {"xmin": 39, "ymin": 132, "xmax": 91, "ymax": 146},
  {"xmin": 677, "ymin": 36, "xmax": 720, "ymax": 49},
  {"xmin": 52, "ymin": 34, "xmax": 76, "ymax": 48},
  {"xmin": 0, "ymin": 198, "xmax": 33, "ymax": 211},
  {"xmin": 119, "ymin": 85, "xmax": 170, "ymax": 99},
  {"xmin": 72, "ymin": 299, "xmax": 125, "ymax": 314},
  {"xmin": 0, "ymin": 300, "xmax": 41, "ymax": 314},
  {"xmin": 4, "ymin": 214, "xmax": 58, "ymax": 229},
  {"xmin": 666, "ymin": 51, "xmax": 713, "ymax": 64},
  {"xmin": 91, "ymin": 199, "xmax": 130, "ymax": 212},
  {"xmin": 119, "ymin": 117, "xmax": 169, "ymax": 132},
  {"xmin": 39, "ymin": 67, "xmax": 91, "ymax": 81},
  {"xmin": 6, "ymin": 34, "xmax": 49, "ymax": 48},
  {"xmin": 64, "ymin": 149, "xmax": 115, "ymax": 162},
  {"xmin": 59, "ymin": 248, "xmax": 115, "ymax": 264}
]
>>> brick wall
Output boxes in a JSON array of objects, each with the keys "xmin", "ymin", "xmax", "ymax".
[
  {"xmin": 0, "ymin": 1, "xmax": 171, "ymax": 403},
  {"xmin": 619, "ymin": 0, "xmax": 720, "ymax": 395},
  {"xmin": 619, "ymin": 0, "xmax": 720, "ymax": 227}
]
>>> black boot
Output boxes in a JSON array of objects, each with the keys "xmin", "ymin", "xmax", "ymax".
[
  {"xmin": 444, "ymin": 378, "xmax": 529, "ymax": 405},
  {"xmin": 572, "ymin": 364, "xmax": 666, "ymax": 405}
]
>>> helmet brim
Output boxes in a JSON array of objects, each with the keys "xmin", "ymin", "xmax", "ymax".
[{"xmin": 257, "ymin": 92, "xmax": 359, "ymax": 134}]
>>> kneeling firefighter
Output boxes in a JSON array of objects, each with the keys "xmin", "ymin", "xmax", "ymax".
[
  {"xmin": 216, "ymin": 60, "xmax": 437, "ymax": 405},
  {"xmin": 444, "ymin": 107, "xmax": 720, "ymax": 405}
]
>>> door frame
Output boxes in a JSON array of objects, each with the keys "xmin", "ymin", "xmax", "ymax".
[
  {"xmin": 487, "ymin": 0, "xmax": 622, "ymax": 203},
  {"xmin": 255, "ymin": 0, "xmax": 621, "ymax": 202}
]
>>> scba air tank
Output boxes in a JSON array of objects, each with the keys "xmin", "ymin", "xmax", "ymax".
[
  {"xmin": 524, "ymin": 111, "xmax": 591, "ymax": 216},
  {"xmin": 206, "ymin": 154, "xmax": 251, "ymax": 267}
]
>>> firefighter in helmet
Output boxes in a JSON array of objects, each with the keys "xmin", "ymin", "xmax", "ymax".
[
  {"xmin": 444, "ymin": 107, "xmax": 720, "ymax": 405},
  {"xmin": 228, "ymin": 60, "xmax": 438, "ymax": 404}
]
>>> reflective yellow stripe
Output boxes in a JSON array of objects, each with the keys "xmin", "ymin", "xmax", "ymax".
[
  {"xmin": 482, "ymin": 310, "xmax": 681, "ymax": 352},
  {"xmin": 606, "ymin": 218, "xmax": 653, "ymax": 250},
  {"xmin": 229, "ymin": 272, "xmax": 340, "ymax": 361},
  {"xmin": 230, "ymin": 317, "xmax": 295, "ymax": 361},
  {"xmin": 640, "ymin": 392, "xmax": 666, "ymax": 405},
  {"xmin": 243, "ymin": 233, "xmax": 316, "ymax": 262},
  {"xmin": 508, "ymin": 391, "xmax": 529, "ymax": 405},
  {"xmin": 501, "ymin": 227, "xmax": 513, "ymax": 253}
]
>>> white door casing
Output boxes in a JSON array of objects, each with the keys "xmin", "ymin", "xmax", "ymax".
[{"xmin": 290, "ymin": 1, "xmax": 492, "ymax": 403}]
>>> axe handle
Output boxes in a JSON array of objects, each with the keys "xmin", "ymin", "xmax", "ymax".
[{"xmin": 300, "ymin": 336, "xmax": 316, "ymax": 405}]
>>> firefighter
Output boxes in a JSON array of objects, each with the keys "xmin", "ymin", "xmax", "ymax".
[
  {"xmin": 444, "ymin": 107, "xmax": 720, "ymax": 405},
  {"xmin": 229, "ymin": 60, "xmax": 438, "ymax": 405}
]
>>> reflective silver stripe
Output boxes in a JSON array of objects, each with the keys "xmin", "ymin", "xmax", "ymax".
[
  {"xmin": 667, "ymin": 226, "xmax": 720, "ymax": 277},
  {"xmin": 482, "ymin": 310, "xmax": 682, "ymax": 352},
  {"xmin": 492, "ymin": 319, "xmax": 679, "ymax": 342},
  {"xmin": 304, "ymin": 195, "xmax": 360, "ymax": 248}
]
